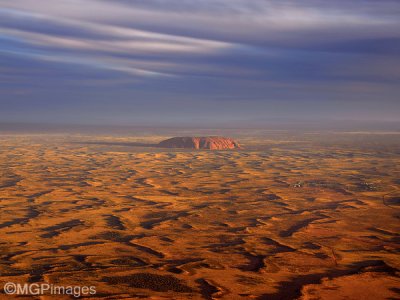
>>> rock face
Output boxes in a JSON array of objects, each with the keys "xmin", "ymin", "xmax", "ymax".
[{"xmin": 158, "ymin": 136, "xmax": 240, "ymax": 150}]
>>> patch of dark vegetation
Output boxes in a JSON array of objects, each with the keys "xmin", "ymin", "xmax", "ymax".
[
  {"xmin": 257, "ymin": 260, "xmax": 399, "ymax": 300},
  {"xmin": 0, "ymin": 175, "xmax": 21, "ymax": 189},
  {"xmin": 128, "ymin": 243, "xmax": 165, "ymax": 258},
  {"xmin": 104, "ymin": 214, "xmax": 126, "ymax": 230},
  {"xmin": 110, "ymin": 257, "xmax": 147, "ymax": 267},
  {"xmin": 262, "ymin": 237, "xmax": 295, "ymax": 253},
  {"xmin": 368, "ymin": 227, "xmax": 399, "ymax": 237},
  {"xmin": 302, "ymin": 242, "xmax": 321, "ymax": 250},
  {"xmin": 89, "ymin": 231, "xmax": 163, "ymax": 257},
  {"xmin": 265, "ymin": 194, "xmax": 281, "ymax": 200},
  {"xmin": 208, "ymin": 237, "xmax": 245, "ymax": 251},
  {"xmin": 292, "ymin": 180, "xmax": 344, "ymax": 190},
  {"xmin": 103, "ymin": 273, "xmax": 193, "ymax": 293},
  {"xmin": 165, "ymin": 258, "xmax": 204, "ymax": 266},
  {"xmin": 59, "ymin": 241, "xmax": 104, "ymax": 250},
  {"xmin": 27, "ymin": 190, "xmax": 53, "ymax": 200},
  {"xmin": 384, "ymin": 196, "xmax": 400, "ymax": 206},
  {"xmin": 28, "ymin": 265, "xmax": 53, "ymax": 282},
  {"xmin": 89, "ymin": 231, "xmax": 142, "ymax": 242},
  {"xmin": 0, "ymin": 207, "xmax": 40, "ymax": 229},
  {"xmin": 0, "ymin": 217, "xmax": 30, "ymax": 229},
  {"xmin": 40, "ymin": 219, "xmax": 83, "ymax": 238},
  {"xmin": 196, "ymin": 278, "xmax": 220, "ymax": 300},
  {"xmin": 160, "ymin": 190, "xmax": 179, "ymax": 195},
  {"xmin": 389, "ymin": 287, "xmax": 400, "ymax": 296},
  {"xmin": 314, "ymin": 253, "xmax": 329, "ymax": 259},
  {"xmin": 159, "ymin": 236, "xmax": 173, "ymax": 242},
  {"xmin": 236, "ymin": 275, "xmax": 264, "ymax": 286},
  {"xmin": 140, "ymin": 211, "xmax": 189, "ymax": 229},
  {"xmin": 136, "ymin": 177, "xmax": 153, "ymax": 187},
  {"xmin": 239, "ymin": 253, "xmax": 266, "ymax": 272},
  {"xmin": 272, "ymin": 201, "xmax": 289, "ymax": 207},
  {"xmin": 72, "ymin": 254, "xmax": 94, "ymax": 269},
  {"xmin": 352, "ymin": 182, "xmax": 378, "ymax": 191},
  {"xmin": 279, "ymin": 217, "xmax": 322, "ymax": 237},
  {"xmin": 167, "ymin": 267, "xmax": 183, "ymax": 274}
]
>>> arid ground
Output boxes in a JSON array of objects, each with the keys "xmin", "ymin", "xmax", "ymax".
[{"xmin": 0, "ymin": 131, "xmax": 399, "ymax": 299}]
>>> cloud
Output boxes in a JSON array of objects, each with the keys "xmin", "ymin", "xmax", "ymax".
[
  {"xmin": 0, "ymin": 6, "xmax": 236, "ymax": 77},
  {"xmin": 2, "ymin": 1, "xmax": 399, "ymax": 41},
  {"xmin": 0, "ymin": 0, "xmax": 399, "ymax": 125},
  {"xmin": 1, "ymin": 27, "xmax": 232, "ymax": 56}
]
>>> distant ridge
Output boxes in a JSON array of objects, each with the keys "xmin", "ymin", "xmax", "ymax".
[{"xmin": 158, "ymin": 136, "xmax": 240, "ymax": 150}]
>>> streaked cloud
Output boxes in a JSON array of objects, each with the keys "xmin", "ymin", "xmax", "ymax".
[{"xmin": 0, "ymin": 0, "xmax": 399, "ymax": 124}]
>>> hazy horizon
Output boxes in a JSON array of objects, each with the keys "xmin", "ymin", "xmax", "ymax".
[{"xmin": 1, "ymin": 118, "xmax": 400, "ymax": 132}]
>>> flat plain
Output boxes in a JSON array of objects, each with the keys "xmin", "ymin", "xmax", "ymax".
[{"xmin": 0, "ymin": 131, "xmax": 399, "ymax": 299}]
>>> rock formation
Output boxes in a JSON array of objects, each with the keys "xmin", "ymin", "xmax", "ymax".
[{"xmin": 158, "ymin": 136, "xmax": 241, "ymax": 150}]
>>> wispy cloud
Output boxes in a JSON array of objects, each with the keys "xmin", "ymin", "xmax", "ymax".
[
  {"xmin": 0, "ymin": 0, "xmax": 399, "ymax": 124},
  {"xmin": 0, "ymin": 6, "xmax": 236, "ymax": 77}
]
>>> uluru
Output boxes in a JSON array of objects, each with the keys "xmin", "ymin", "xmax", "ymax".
[{"xmin": 158, "ymin": 136, "xmax": 241, "ymax": 150}]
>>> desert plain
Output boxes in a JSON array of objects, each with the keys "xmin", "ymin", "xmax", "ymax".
[{"xmin": 0, "ymin": 130, "xmax": 399, "ymax": 299}]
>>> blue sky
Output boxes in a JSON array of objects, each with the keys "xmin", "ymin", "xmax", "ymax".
[{"xmin": 0, "ymin": 0, "xmax": 399, "ymax": 126}]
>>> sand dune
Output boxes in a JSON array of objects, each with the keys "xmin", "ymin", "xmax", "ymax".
[{"xmin": 0, "ymin": 134, "xmax": 399, "ymax": 299}]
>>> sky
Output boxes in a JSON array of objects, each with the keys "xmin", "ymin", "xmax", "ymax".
[{"xmin": 0, "ymin": 0, "xmax": 399, "ymax": 127}]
